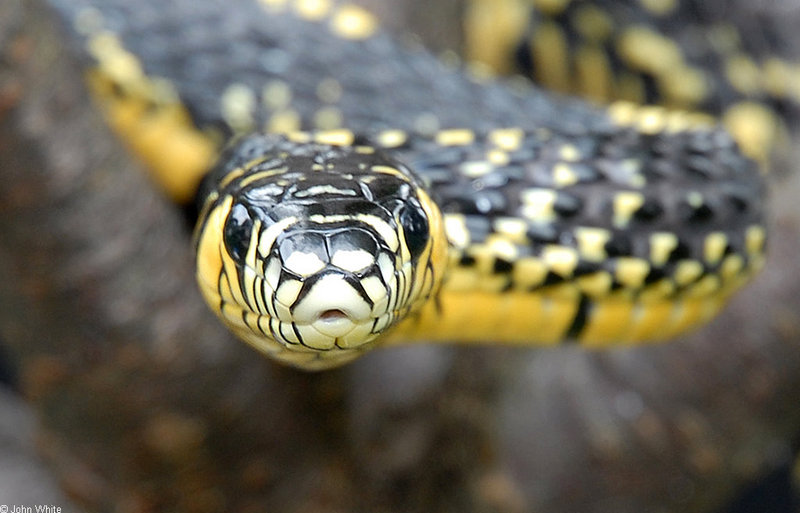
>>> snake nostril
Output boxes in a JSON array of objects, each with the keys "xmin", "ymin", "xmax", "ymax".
[{"xmin": 319, "ymin": 309, "xmax": 349, "ymax": 322}]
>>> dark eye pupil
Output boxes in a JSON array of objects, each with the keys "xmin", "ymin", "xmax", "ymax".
[
  {"xmin": 399, "ymin": 202, "xmax": 429, "ymax": 260},
  {"xmin": 224, "ymin": 204, "xmax": 253, "ymax": 260}
]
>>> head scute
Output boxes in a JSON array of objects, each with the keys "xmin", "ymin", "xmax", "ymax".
[{"xmin": 195, "ymin": 134, "xmax": 447, "ymax": 369}]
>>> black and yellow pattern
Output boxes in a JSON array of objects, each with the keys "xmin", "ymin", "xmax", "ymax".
[
  {"xmin": 466, "ymin": 0, "xmax": 800, "ymax": 166},
  {"xmin": 45, "ymin": 0, "xmax": 768, "ymax": 369}
]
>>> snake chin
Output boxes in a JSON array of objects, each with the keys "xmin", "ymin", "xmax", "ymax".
[{"xmin": 208, "ymin": 295, "xmax": 391, "ymax": 371}]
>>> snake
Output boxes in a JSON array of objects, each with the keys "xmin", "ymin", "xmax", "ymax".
[{"xmin": 43, "ymin": 0, "xmax": 772, "ymax": 370}]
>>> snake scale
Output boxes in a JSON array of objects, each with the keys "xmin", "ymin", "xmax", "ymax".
[{"xmin": 44, "ymin": 0, "xmax": 769, "ymax": 369}]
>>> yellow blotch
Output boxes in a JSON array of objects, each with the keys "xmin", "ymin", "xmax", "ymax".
[
  {"xmin": 330, "ymin": 4, "xmax": 378, "ymax": 40},
  {"xmin": 574, "ymin": 227, "xmax": 611, "ymax": 262},
  {"xmin": 617, "ymin": 26, "xmax": 683, "ymax": 74},
  {"xmin": 487, "ymin": 235, "xmax": 519, "ymax": 262},
  {"xmin": 572, "ymin": 5, "xmax": 614, "ymax": 42},
  {"xmin": 531, "ymin": 22, "xmax": 571, "ymax": 92},
  {"xmin": 662, "ymin": 66, "xmax": 708, "ymax": 108},
  {"xmin": 489, "ymin": 128, "xmax": 524, "ymax": 151},
  {"xmin": 763, "ymin": 57, "xmax": 794, "ymax": 99},
  {"xmin": 314, "ymin": 129, "xmax": 355, "ymax": 146},
  {"xmin": 576, "ymin": 271, "xmax": 613, "ymax": 298},
  {"xmin": 719, "ymin": 254, "xmax": 745, "ymax": 281},
  {"xmin": 615, "ymin": 257, "xmax": 650, "ymax": 289},
  {"xmin": 638, "ymin": 0, "xmax": 677, "ymax": 16},
  {"xmin": 553, "ymin": 163, "xmax": 580, "ymax": 187},
  {"xmin": 521, "ymin": 188, "xmax": 558, "ymax": 223},
  {"xmin": 313, "ymin": 106, "xmax": 343, "ymax": 129},
  {"xmin": 463, "ymin": 0, "xmax": 529, "ymax": 74},
  {"xmin": 560, "ymin": 145, "xmax": 581, "ymax": 161},
  {"xmin": 87, "ymin": 32, "xmax": 145, "ymax": 85},
  {"xmin": 221, "ymin": 83, "xmax": 256, "ymax": 132},
  {"xmin": 686, "ymin": 191, "xmax": 704, "ymax": 209},
  {"xmin": 638, "ymin": 279, "xmax": 675, "ymax": 301},
  {"xmin": 726, "ymin": 54, "xmax": 762, "ymax": 96},
  {"xmin": 635, "ymin": 106, "xmax": 668, "ymax": 135},
  {"xmin": 649, "ymin": 232, "xmax": 679, "ymax": 266},
  {"xmin": 267, "ymin": 109, "xmax": 302, "ymax": 133},
  {"xmin": 376, "ymin": 130, "xmax": 408, "ymax": 148},
  {"xmin": 745, "ymin": 225, "xmax": 767, "ymax": 257},
  {"xmin": 664, "ymin": 111, "xmax": 694, "ymax": 133},
  {"xmin": 610, "ymin": 103, "xmax": 711, "ymax": 136},
  {"xmin": 262, "ymin": 80, "xmax": 293, "ymax": 110},
  {"xmin": 686, "ymin": 275, "xmax": 721, "ymax": 298},
  {"xmin": 613, "ymin": 191, "xmax": 645, "ymax": 228},
  {"xmin": 703, "ymin": 232, "xmax": 728, "ymax": 265},
  {"xmin": 722, "ymin": 102, "xmax": 778, "ymax": 165},
  {"xmin": 511, "ymin": 258, "xmax": 549, "ymax": 290},
  {"xmin": 608, "ymin": 101, "xmax": 639, "ymax": 126},
  {"xmin": 575, "ymin": 45, "xmax": 612, "ymax": 102},
  {"xmin": 444, "ymin": 215, "xmax": 471, "ymax": 249},
  {"xmin": 674, "ymin": 260, "xmax": 704, "ymax": 286},
  {"xmin": 436, "ymin": 129, "xmax": 476, "ymax": 147},
  {"xmin": 542, "ymin": 245, "xmax": 579, "ymax": 278},
  {"xmin": 487, "ymin": 149, "xmax": 510, "ymax": 166},
  {"xmin": 294, "ymin": 0, "xmax": 332, "ymax": 20},
  {"xmin": 493, "ymin": 218, "xmax": 528, "ymax": 244},
  {"xmin": 533, "ymin": 0, "xmax": 572, "ymax": 15},
  {"xmin": 460, "ymin": 161, "xmax": 494, "ymax": 177}
]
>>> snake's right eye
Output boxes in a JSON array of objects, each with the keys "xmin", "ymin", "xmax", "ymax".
[{"xmin": 224, "ymin": 204, "xmax": 254, "ymax": 261}]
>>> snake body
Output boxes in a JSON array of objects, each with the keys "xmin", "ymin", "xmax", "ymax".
[{"xmin": 46, "ymin": 0, "xmax": 767, "ymax": 369}]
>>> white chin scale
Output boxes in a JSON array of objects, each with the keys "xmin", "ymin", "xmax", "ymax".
[{"xmin": 288, "ymin": 272, "xmax": 381, "ymax": 350}]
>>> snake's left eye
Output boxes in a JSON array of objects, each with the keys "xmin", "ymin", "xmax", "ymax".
[
  {"xmin": 224, "ymin": 204, "xmax": 254, "ymax": 261},
  {"xmin": 398, "ymin": 200, "xmax": 429, "ymax": 260}
]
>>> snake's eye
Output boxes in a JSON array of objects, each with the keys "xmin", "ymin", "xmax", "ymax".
[
  {"xmin": 398, "ymin": 200, "xmax": 429, "ymax": 260},
  {"xmin": 224, "ymin": 204, "xmax": 254, "ymax": 261}
]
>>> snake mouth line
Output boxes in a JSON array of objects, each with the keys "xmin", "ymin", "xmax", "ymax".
[
  {"xmin": 202, "ymin": 280, "xmax": 391, "ymax": 351},
  {"xmin": 319, "ymin": 309, "xmax": 349, "ymax": 322}
]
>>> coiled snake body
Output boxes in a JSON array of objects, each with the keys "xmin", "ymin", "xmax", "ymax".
[{"xmin": 47, "ymin": 0, "xmax": 767, "ymax": 369}]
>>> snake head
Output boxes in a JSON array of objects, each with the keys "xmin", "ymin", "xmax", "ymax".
[{"xmin": 194, "ymin": 134, "xmax": 447, "ymax": 369}]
